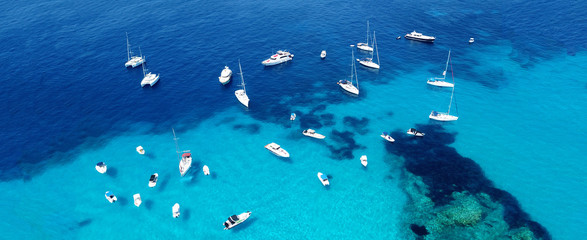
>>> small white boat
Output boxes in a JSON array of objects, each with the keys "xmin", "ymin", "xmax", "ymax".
[
  {"xmin": 124, "ymin": 33, "xmax": 145, "ymax": 68},
  {"xmin": 302, "ymin": 129, "xmax": 325, "ymax": 139},
  {"xmin": 407, "ymin": 128, "xmax": 425, "ymax": 137},
  {"xmin": 357, "ymin": 31, "xmax": 380, "ymax": 69},
  {"xmin": 105, "ymin": 191, "xmax": 117, "ymax": 203},
  {"xmin": 133, "ymin": 193, "xmax": 142, "ymax": 207},
  {"xmin": 380, "ymin": 132, "xmax": 395, "ymax": 142},
  {"xmin": 203, "ymin": 165, "xmax": 210, "ymax": 175},
  {"xmin": 360, "ymin": 155, "xmax": 368, "ymax": 167},
  {"xmin": 218, "ymin": 66, "xmax": 232, "ymax": 85},
  {"xmin": 172, "ymin": 203, "xmax": 180, "ymax": 218},
  {"xmin": 317, "ymin": 172, "xmax": 329, "ymax": 186},
  {"xmin": 469, "ymin": 38, "xmax": 475, "ymax": 44},
  {"xmin": 290, "ymin": 113, "xmax": 296, "ymax": 121},
  {"xmin": 427, "ymin": 50, "xmax": 454, "ymax": 88},
  {"xmin": 148, "ymin": 173, "xmax": 158, "ymax": 187},
  {"xmin": 265, "ymin": 142, "xmax": 290, "ymax": 158},
  {"xmin": 357, "ymin": 21, "xmax": 374, "ymax": 52},
  {"xmin": 140, "ymin": 57, "xmax": 160, "ymax": 87},
  {"xmin": 136, "ymin": 146, "xmax": 145, "ymax": 155},
  {"xmin": 95, "ymin": 162, "xmax": 107, "ymax": 174},
  {"xmin": 223, "ymin": 211, "xmax": 252, "ymax": 230},
  {"xmin": 338, "ymin": 45, "xmax": 359, "ymax": 95},
  {"xmin": 396, "ymin": 36, "xmax": 401, "ymax": 40},
  {"xmin": 262, "ymin": 50, "xmax": 294, "ymax": 66},
  {"xmin": 173, "ymin": 129, "xmax": 192, "ymax": 177},
  {"xmin": 320, "ymin": 50, "xmax": 326, "ymax": 59},
  {"xmin": 235, "ymin": 60, "xmax": 250, "ymax": 107},
  {"xmin": 405, "ymin": 30, "xmax": 435, "ymax": 42}
]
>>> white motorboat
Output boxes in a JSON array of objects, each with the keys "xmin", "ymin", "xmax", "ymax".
[
  {"xmin": 337, "ymin": 45, "xmax": 359, "ymax": 95},
  {"xmin": 172, "ymin": 203, "xmax": 180, "ymax": 218},
  {"xmin": 172, "ymin": 128, "xmax": 192, "ymax": 177},
  {"xmin": 407, "ymin": 128, "xmax": 425, "ymax": 137},
  {"xmin": 218, "ymin": 66, "xmax": 232, "ymax": 85},
  {"xmin": 396, "ymin": 36, "xmax": 401, "ymax": 40},
  {"xmin": 262, "ymin": 50, "xmax": 294, "ymax": 66},
  {"xmin": 125, "ymin": 33, "xmax": 145, "ymax": 68},
  {"xmin": 357, "ymin": 31, "xmax": 380, "ymax": 69},
  {"xmin": 149, "ymin": 173, "xmax": 158, "ymax": 187},
  {"xmin": 235, "ymin": 60, "xmax": 250, "ymax": 107},
  {"xmin": 361, "ymin": 155, "xmax": 368, "ymax": 167},
  {"xmin": 430, "ymin": 60, "xmax": 459, "ymax": 122},
  {"xmin": 469, "ymin": 38, "xmax": 475, "ymax": 44},
  {"xmin": 203, "ymin": 165, "xmax": 210, "ymax": 175},
  {"xmin": 357, "ymin": 21, "xmax": 374, "ymax": 52},
  {"xmin": 302, "ymin": 129, "xmax": 325, "ymax": 139},
  {"xmin": 223, "ymin": 211, "xmax": 252, "ymax": 230},
  {"xmin": 140, "ymin": 57, "xmax": 160, "ymax": 87},
  {"xmin": 136, "ymin": 146, "xmax": 145, "ymax": 155},
  {"xmin": 427, "ymin": 50, "xmax": 454, "ymax": 88},
  {"xmin": 380, "ymin": 132, "xmax": 395, "ymax": 142},
  {"xmin": 320, "ymin": 50, "xmax": 326, "ymax": 59},
  {"xmin": 95, "ymin": 162, "xmax": 107, "ymax": 174},
  {"xmin": 265, "ymin": 142, "xmax": 290, "ymax": 158},
  {"xmin": 105, "ymin": 191, "xmax": 117, "ymax": 203},
  {"xmin": 405, "ymin": 30, "xmax": 435, "ymax": 42},
  {"xmin": 133, "ymin": 193, "xmax": 142, "ymax": 207},
  {"xmin": 290, "ymin": 113, "xmax": 296, "ymax": 121},
  {"xmin": 317, "ymin": 172, "xmax": 329, "ymax": 186}
]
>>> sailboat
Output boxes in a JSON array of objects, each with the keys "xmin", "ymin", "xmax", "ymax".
[
  {"xmin": 429, "ymin": 58, "xmax": 459, "ymax": 121},
  {"xmin": 337, "ymin": 45, "xmax": 359, "ymax": 95},
  {"xmin": 427, "ymin": 50, "xmax": 454, "ymax": 87},
  {"xmin": 125, "ymin": 33, "xmax": 145, "ymax": 68},
  {"xmin": 235, "ymin": 60, "xmax": 250, "ymax": 107},
  {"xmin": 140, "ymin": 55, "xmax": 160, "ymax": 87},
  {"xmin": 172, "ymin": 128, "xmax": 192, "ymax": 177},
  {"xmin": 357, "ymin": 21, "xmax": 373, "ymax": 52},
  {"xmin": 357, "ymin": 31, "xmax": 380, "ymax": 69}
]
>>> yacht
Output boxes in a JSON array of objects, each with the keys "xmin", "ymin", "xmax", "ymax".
[
  {"xmin": 469, "ymin": 38, "xmax": 475, "ymax": 44},
  {"xmin": 172, "ymin": 203, "xmax": 180, "ymax": 218},
  {"xmin": 317, "ymin": 172, "xmax": 329, "ymax": 186},
  {"xmin": 302, "ymin": 129, "xmax": 325, "ymax": 139},
  {"xmin": 105, "ymin": 191, "xmax": 117, "ymax": 203},
  {"xmin": 357, "ymin": 21, "xmax": 374, "ymax": 52},
  {"xmin": 95, "ymin": 162, "xmax": 107, "ymax": 174},
  {"xmin": 321, "ymin": 50, "xmax": 327, "ymax": 59},
  {"xmin": 405, "ymin": 31, "xmax": 435, "ymax": 42},
  {"xmin": 149, "ymin": 173, "xmax": 158, "ymax": 187},
  {"xmin": 262, "ymin": 50, "xmax": 294, "ymax": 66},
  {"xmin": 430, "ymin": 111, "xmax": 459, "ymax": 121},
  {"xmin": 357, "ymin": 31, "xmax": 380, "ymax": 69},
  {"xmin": 427, "ymin": 50, "xmax": 454, "ymax": 87},
  {"xmin": 173, "ymin": 128, "xmax": 192, "ymax": 177},
  {"xmin": 361, "ymin": 155, "xmax": 368, "ymax": 167},
  {"xmin": 124, "ymin": 33, "xmax": 145, "ymax": 68},
  {"xmin": 265, "ymin": 142, "xmax": 290, "ymax": 158},
  {"xmin": 133, "ymin": 193, "xmax": 142, "ymax": 207},
  {"xmin": 380, "ymin": 132, "xmax": 395, "ymax": 142},
  {"xmin": 203, "ymin": 165, "xmax": 210, "ymax": 175},
  {"xmin": 235, "ymin": 60, "xmax": 250, "ymax": 107},
  {"xmin": 140, "ymin": 58, "xmax": 160, "ymax": 87},
  {"xmin": 338, "ymin": 45, "xmax": 359, "ymax": 95},
  {"xmin": 407, "ymin": 128, "xmax": 425, "ymax": 137},
  {"xmin": 218, "ymin": 66, "xmax": 232, "ymax": 85},
  {"xmin": 136, "ymin": 146, "xmax": 145, "ymax": 155},
  {"xmin": 223, "ymin": 211, "xmax": 252, "ymax": 230}
]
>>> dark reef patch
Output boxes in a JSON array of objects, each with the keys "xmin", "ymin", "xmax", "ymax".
[
  {"xmin": 342, "ymin": 116, "xmax": 369, "ymax": 135},
  {"xmin": 410, "ymin": 224, "xmax": 429, "ymax": 236},
  {"xmin": 232, "ymin": 123, "xmax": 261, "ymax": 134},
  {"xmin": 326, "ymin": 130, "xmax": 365, "ymax": 160}
]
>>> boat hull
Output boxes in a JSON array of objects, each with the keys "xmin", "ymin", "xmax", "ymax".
[
  {"xmin": 320, "ymin": 51, "xmax": 326, "ymax": 59},
  {"xmin": 429, "ymin": 112, "xmax": 458, "ymax": 121},
  {"xmin": 133, "ymin": 194, "xmax": 142, "ymax": 207},
  {"xmin": 357, "ymin": 59, "xmax": 380, "ymax": 69},
  {"xmin": 235, "ymin": 90, "xmax": 249, "ymax": 107},
  {"xmin": 219, "ymin": 68, "xmax": 232, "ymax": 85},
  {"xmin": 360, "ymin": 155, "xmax": 368, "ymax": 167},
  {"xmin": 380, "ymin": 134, "xmax": 395, "ymax": 142},
  {"xmin": 317, "ymin": 172, "xmax": 329, "ymax": 186},
  {"xmin": 357, "ymin": 43, "xmax": 373, "ymax": 52},
  {"xmin": 302, "ymin": 131, "xmax": 325, "ymax": 139},
  {"xmin": 265, "ymin": 143, "xmax": 290, "ymax": 158},
  {"xmin": 338, "ymin": 81, "xmax": 359, "ymax": 95},
  {"xmin": 405, "ymin": 35, "xmax": 435, "ymax": 42},
  {"xmin": 203, "ymin": 165, "xmax": 210, "ymax": 175},
  {"xmin": 224, "ymin": 212, "xmax": 252, "ymax": 230},
  {"xmin": 427, "ymin": 80, "xmax": 454, "ymax": 87}
]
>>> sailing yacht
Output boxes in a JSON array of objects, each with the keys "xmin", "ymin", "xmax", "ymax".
[
  {"xmin": 172, "ymin": 128, "xmax": 192, "ymax": 177},
  {"xmin": 357, "ymin": 21, "xmax": 374, "ymax": 52},
  {"xmin": 430, "ymin": 60, "xmax": 459, "ymax": 121},
  {"xmin": 125, "ymin": 33, "xmax": 145, "ymax": 68},
  {"xmin": 357, "ymin": 31, "xmax": 380, "ymax": 69},
  {"xmin": 140, "ymin": 57, "xmax": 160, "ymax": 87},
  {"xmin": 235, "ymin": 60, "xmax": 250, "ymax": 107},
  {"xmin": 427, "ymin": 51, "xmax": 454, "ymax": 87},
  {"xmin": 337, "ymin": 45, "xmax": 360, "ymax": 95}
]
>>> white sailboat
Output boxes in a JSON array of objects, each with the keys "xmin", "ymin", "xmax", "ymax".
[
  {"xmin": 235, "ymin": 60, "xmax": 250, "ymax": 107},
  {"xmin": 140, "ymin": 56, "xmax": 160, "ymax": 87},
  {"xmin": 430, "ymin": 62, "xmax": 459, "ymax": 121},
  {"xmin": 337, "ymin": 45, "xmax": 360, "ymax": 95},
  {"xmin": 357, "ymin": 31, "xmax": 380, "ymax": 69},
  {"xmin": 427, "ymin": 50, "xmax": 454, "ymax": 87},
  {"xmin": 357, "ymin": 21, "xmax": 373, "ymax": 52},
  {"xmin": 125, "ymin": 32, "xmax": 145, "ymax": 68},
  {"xmin": 172, "ymin": 128, "xmax": 192, "ymax": 177}
]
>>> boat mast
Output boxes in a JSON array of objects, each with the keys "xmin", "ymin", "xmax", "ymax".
[
  {"xmin": 366, "ymin": 21, "xmax": 370, "ymax": 46},
  {"xmin": 447, "ymin": 55, "xmax": 455, "ymax": 115},
  {"xmin": 352, "ymin": 45, "xmax": 359, "ymax": 90},
  {"xmin": 142, "ymin": 57, "xmax": 147, "ymax": 77},
  {"xmin": 374, "ymin": 31, "xmax": 380, "ymax": 65},
  {"xmin": 126, "ymin": 32, "xmax": 131, "ymax": 61},
  {"xmin": 442, "ymin": 50, "xmax": 451, "ymax": 79},
  {"xmin": 172, "ymin": 128, "xmax": 181, "ymax": 162},
  {"xmin": 238, "ymin": 59, "xmax": 246, "ymax": 93}
]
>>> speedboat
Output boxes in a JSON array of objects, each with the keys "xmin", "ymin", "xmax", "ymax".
[
  {"xmin": 405, "ymin": 31, "xmax": 435, "ymax": 42},
  {"xmin": 203, "ymin": 165, "xmax": 210, "ymax": 175},
  {"xmin": 179, "ymin": 153, "xmax": 192, "ymax": 177},
  {"xmin": 172, "ymin": 203, "xmax": 180, "ymax": 218},
  {"xmin": 407, "ymin": 128, "xmax": 425, "ymax": 137},
  {"xmin": 302, "ymin": 129, "xmax": 325, "ymax": 139},
  {"xmin": 95, "ymin": 162, "xmax": 107, "ymax": 174},
  {"xmin": 262, "ymin": 50, "xmax": 294, "ymax": 66},
  {"xmin": 317, "ymin": 172, "xmax": 329, "ymax": 186},
  {"xmin": 290, "ymin": 113, "xmax": 296, "ymax": 121},
  {"xmin": 105, "ymin": 191, "xmax": 117, "ymax": 203},
  {"xmin": 218, "ymin": 66, "xmax": 232, "ymax": 85},
  {"xmin": 429, "ymin": 111, "xmax": 458, "ymax": 121},
  {"xmin": 265, "ymin": 142, "xmax": 290, "ymax": 158},
  {"xmin": 338, "ymin": 80, "xmax": 359, "ymax": 95},
  {"xmin": 136, "ymin": 146, "xmax": 145, "ymax": 155},
  {"xmin": 133, "ymin": 193, "xmax": 142, "ymax": 207},
  {"xmin": 320, "ymin": 50, "xmax": 326, "ymax": 59},
  {"xmin": 380, "ymin": 132, "xmax": 395, "ymax": 142},
  {"xmin": 360, "ymin": 155, "xmax": 368, "ymax": 167},
  {"xmin": 469, "ymin": 38, "xmax": 475, "ymax": 44},
  {"xmin": 223, "ymin": 211, "xmax": 252, "ymax": 230},
  {"xmin": 357, "ymin": 58, "xmax": 380, "ymax": 69},
  {"xmin": 149, "ymin": 173, "xmax": 158, "ymax": 187}
]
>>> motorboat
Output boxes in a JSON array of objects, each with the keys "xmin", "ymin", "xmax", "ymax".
[
  {"xmin": 357, "ymin": 21, "xmax": 374, "ymax": 52},
  {"xmin": 302, "ymin": 129, "xmax": 325, "ymax": 139},
  {"xmin": 172, "ymin": 203, "xmax": 180, "ymax": 218},
  {"xmin": 140, "ymin": 58, "xmax": 160, "ymax": 87},
  {"xmin": 223, "ymin": 211, "xmax": 252, "ymax": 230},
  {"xmin": 338, "ymin": 45, "xmax": 359, "ymax": 95},
  {"xmin": 396, "ymin": 36, "xmax": 401, "ymax": 40},
  {"xmin": 405, "ymin": 31, "xmax": 435, "ymax": 42},
  {"xmin": 321, "ymin": 50, "xmax": 326, "ymax": 59},
  {"xmin": 469, "ymin": 38, "xmax": 475, "ymax": 44},
  {"xmin": 203, "ymin": 165, "xmax": 210, "ymax": 175},
  {"xmin": 136, "ymin": 146, "xmax": 145, "ymax": 155},
  {"xmin": 235, "ymin": 60, "xmax": 250, "ymax": 107},
  {"xmin": 265, "ymin": 142, "xmax": 290, "ymax": 158},
  {"xmin": 95, "ymin": 162, "xmax": 107, "ymax": 174},
  {"xmin": 290, "ymin": 113, "xmax": 296, "ymax": 121},
  {"xmin": 361, "ymin": 155, "xmax": 368, "ymax": 167},
  {"xmin": 133, "ymin": 193, "xmax": 142, "ymax": 207},
  {"xmin": 105, "ymin": 191, "xmax": 117, "ymax": 203},
  {"xmin": 429, "ymin": 111, "xmax": 459, "ymax": 121},
  {"xmin": 407, "ymin": 128, "xmax": 425, "ymax": 137},
  {"xmin": 357, "ymin": 31, "xmax": 380, "ymax": 69},
  {"xmin": 262, "ymin": 50, "xmax": 294, "ymax": 66},
  {"xmin": 317, "ymin": 172, "xmax": 329, "ymax": 186},
  {"xmin": 218, "ymin": 66, "xmax": 232, "ymax": 85},
  {"xmin": 125, "ymin": 33, "xmax": 145, "ymax": 68},
  {"xmin": 380, "ymin": 132, "xmax": 395, "ymax": 143},
  {"xmin": 149, "ymin": 173, "xmax": 158, "ymax": 187},
  {"xmin": 179, "ymin": 153, "xmax": 192, "ymax": 177},
  {"xmin": 427, "ymin": 50, "xmax": 454, "ymax": 88}
]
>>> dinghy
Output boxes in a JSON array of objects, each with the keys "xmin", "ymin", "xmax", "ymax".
[
  {"xmin": 136, "ymin": 146, "xmax": 145, "ymax": 155},
  {"xmin": 172, "ymin": 203, "xmax": 180, "ymax": 218},
  {"xmin": 105, "ymin": 191, "xmax": 117, "ymax": 203},
  {"xmin": 149, "ymin": 173, "xmax": 158, "ymax": 187},
  {"xmin": 133, "ymin": 193, "xmax": 142, "ymax": 207},
  {"xmin": 361, "ymin": 155, "xmax": 368, "ymax": 167},
  {"xmin": 320, "ymin": 50, "xmax": 326, "ymax": 59},
  {"xmin": 380, "ymin": 132, "xmax": 395, "ymax": 143},
  {"xmin": 317, "ymin": 172, "xmax": 330, "ymax": 186},
  {"xmin": 203, "ymin": 165, "xmax": 210, "ymax": 175},
  {"xmin": 95, "ymin": 162, "xmax": 107, "ymax": 174}
]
